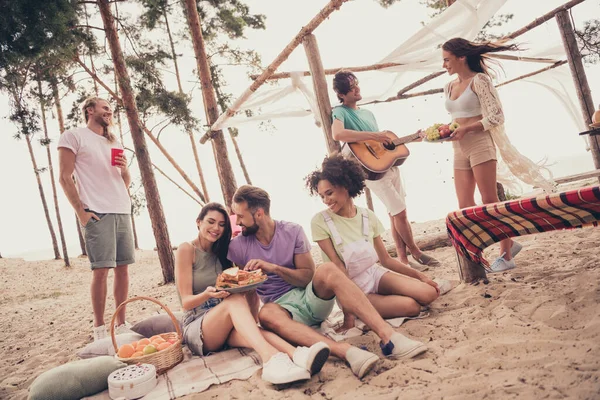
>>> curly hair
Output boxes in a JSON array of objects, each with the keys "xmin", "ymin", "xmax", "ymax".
[
  {"xmin": 332, "ymin": 70, "xmax": 358, "ymax": 103},
  {"xmin": 305, "ymin": 154, "xmax": 366, "ymax": 198}
]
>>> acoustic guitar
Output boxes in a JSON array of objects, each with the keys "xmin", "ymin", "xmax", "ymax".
[{"xmin": 342, "ymin": 131, "xmax": 422, "ymax": 181}]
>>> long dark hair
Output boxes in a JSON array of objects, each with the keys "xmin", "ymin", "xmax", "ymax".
[
  {"xmin": 305, "ymin": 153, "xmax": 366, "ymax": 199},
  {"xmin": 442, "ymin": 37, "xmax": 520, "ymax": 77},
  {"xmin": 197, "ymin": 202, "xmax": 232, "ymax": 269}
]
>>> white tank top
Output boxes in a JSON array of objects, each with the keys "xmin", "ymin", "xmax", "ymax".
[{"xmin": 444, "ymin": 79, "xmax": 482, "ymax": 119}]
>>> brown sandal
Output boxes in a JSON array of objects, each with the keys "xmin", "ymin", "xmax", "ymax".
[{"xmin": 412, "ymin": 253, "xmax": 440, "ymax": 267}]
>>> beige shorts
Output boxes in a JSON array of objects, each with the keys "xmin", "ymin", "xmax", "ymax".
[
  {"xmin": 364, "ymin": 167, "xmax": 407, "ymax": 216},
  {"xmin": 352, "ymin": 265, "xmax": 388, "ymax": 295},
  {"xmin": 453, "ymin": 131, "xmax": 497, "ymax": 170}
]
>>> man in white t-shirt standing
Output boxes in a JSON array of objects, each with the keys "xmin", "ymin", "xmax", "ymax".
[{"xmin": 58, "ymin": 97, "xmax": 135, "ymax": 341}]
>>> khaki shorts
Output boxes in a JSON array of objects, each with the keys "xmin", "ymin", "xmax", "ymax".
[
  {"xmin": 453, "ymin": 131, "xmax": 497, "ymax": 170},
  {"xmin": 82, "ymin": 211, "xmax": 135, "ymax": 269},
  {"xmin": 274, "ymin": 281, "xmax": 335, "ymax": 327},
  {"xmin": 364, "ymin": 167, "xmax": 407, "ymax": 216}
]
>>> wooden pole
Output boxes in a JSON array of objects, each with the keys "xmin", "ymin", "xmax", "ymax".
[
  {"xmin": 302, "ymin": 34, "xmax": 340, "ymax": 154},
  {"xmin": 200, "ymin": 0, "xmax": 349, "ymax": 143},
  {"xmin": 556, "ymin": 10, "xmax": 600, "ymax": 177},
  {"xmin": 182, "ymin": 0, "xmax": 238, "ymax": 208},
  {"xmin": 456, "ymin": 253, "xmax": 488, "ymax": 284},
  {"xmin": 98, "ymin": 0, "xmax": 175, "ymax": 283}
]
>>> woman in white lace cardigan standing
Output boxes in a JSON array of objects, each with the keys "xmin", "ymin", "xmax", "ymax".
[{"xmin": 440, "ymin": 37, "xmax": 555, "ymax": 273}]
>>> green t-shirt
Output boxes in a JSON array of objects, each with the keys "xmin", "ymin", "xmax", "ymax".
[
  {"xmin": 331, "ymin": 105, "xmax": 379, "ymax": 134},
  {"xmin": 311, "ymin": 207, "xmax": 385, "ymax": 263}
]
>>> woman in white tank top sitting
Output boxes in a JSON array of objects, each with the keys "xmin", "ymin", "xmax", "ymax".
[
  {"xmin": 441, "ymin": 37, "xmax": 530, "ymax": 273},
  {"xmin": 175, "ymin": 202, "xmax": 330, "ymax": 384}
]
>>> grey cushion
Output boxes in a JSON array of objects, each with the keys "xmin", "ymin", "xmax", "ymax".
[
  {"xmin": 130, "ymin": 312, "xmax": 184, "ymax": 338},
  {"xmin": 77, "ymin": 333, "xmax": 144, "ymax": 359},
  {"xmin": 28, "ymin": 356, "xmax": 125, "ymax": 400}
]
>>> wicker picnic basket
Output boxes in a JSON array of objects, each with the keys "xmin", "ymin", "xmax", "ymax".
[{"xmin": 110, "ymin": 296, "xmax": 183, "ymax": 374}]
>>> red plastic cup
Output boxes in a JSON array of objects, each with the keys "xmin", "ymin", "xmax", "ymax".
[{"xmin": 111, "ymin": 148, "xmax": 124, "ymax": 166}]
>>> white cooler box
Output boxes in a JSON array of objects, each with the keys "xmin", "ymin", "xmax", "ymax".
[{"xmin": 108, "ymin": 363, "xmax": 158, "ymax": 400}]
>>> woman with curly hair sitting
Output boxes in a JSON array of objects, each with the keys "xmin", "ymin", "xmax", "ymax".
[{"xmin": 306, "ymin": 154, "xmax": 439, "ymax": 330}]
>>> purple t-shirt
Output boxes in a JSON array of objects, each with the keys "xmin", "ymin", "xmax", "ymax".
[{"xmin": 227, "ymin": 220, "xmax": 311, "ymax": 303}]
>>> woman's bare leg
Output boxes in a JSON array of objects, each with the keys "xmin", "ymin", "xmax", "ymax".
[{"xmin": 472, "ymin": 160, "xmax": 512, "ymax": 259}]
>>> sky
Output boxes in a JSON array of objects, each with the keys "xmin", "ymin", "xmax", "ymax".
[{"xmin": 1, "ymin": 0, "xmax": 599, "ymax": 260}]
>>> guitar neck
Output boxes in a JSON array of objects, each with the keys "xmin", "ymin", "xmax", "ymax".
[{"xmin": 392, "ymin": 132, "xmax": 421, "ymax": 145}]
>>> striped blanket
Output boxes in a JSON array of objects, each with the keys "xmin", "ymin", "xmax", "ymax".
[{"xmin": 446, "ymin": 185, "xmax": 600, "ymax": 266}]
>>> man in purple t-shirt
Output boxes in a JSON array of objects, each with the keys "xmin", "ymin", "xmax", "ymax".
[{"xmin": 228, "ymin": 185, "xmax": 428, "ymax": 379}]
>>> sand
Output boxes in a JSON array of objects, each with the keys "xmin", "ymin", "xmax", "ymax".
[{"xmin": 1, "ymin": 216, "xmax": 599, "ymax": 399}]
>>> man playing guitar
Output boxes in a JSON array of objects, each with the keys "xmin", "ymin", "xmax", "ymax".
[{"xmin": 331, "ymin": 71, "xmax": 440, "ymax": 268}]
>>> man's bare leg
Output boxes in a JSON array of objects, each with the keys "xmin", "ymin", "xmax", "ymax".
[
  {"xmin": 389, "ymin": 214, "xmax": 409, "ymax": 264},
  {"xmin": 259, "ymin": 303, "xmax": 352, "ymax": 359},
  {"xmin": 391, "ymin": 210, "xmax": 423, "ymax": 261},
  {"xmin": 91, "ymin": 268, "xmax": 109, "ymax": 327},
  {"xmin": 113, "ymin": 265, "xmax": 129, "ymax": 327}
]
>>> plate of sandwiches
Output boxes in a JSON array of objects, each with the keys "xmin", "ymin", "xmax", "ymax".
[{"xmin": 215, "ymin": 267, "xmax": 268, "ymax": 293}]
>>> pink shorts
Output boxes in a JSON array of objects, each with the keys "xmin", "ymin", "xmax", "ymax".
[{"xmin": 351, "ymin": 265, "xmax": 388, "ymax": 295}]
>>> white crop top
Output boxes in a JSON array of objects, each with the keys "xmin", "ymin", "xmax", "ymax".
[{"xmin": 444, "ymin": 79, "xmax": 482, "ymax": 119}]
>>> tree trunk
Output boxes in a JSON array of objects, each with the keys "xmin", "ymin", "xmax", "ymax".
[
  {"xmin": 229, "ymin": 131, "xmax": 252, "ymax": 185},
  {"xmin": 98, "ymin": 0, "xmax": 175, "ymax": 283},
  {"xmin": 51, "ymin": 78, "xmax": 87, "ymax": 256},
  {"xmin": 25, "ymin": 130, "xmax": 61, "ymax": 260},
  {"xmin": 163, "ymin": 7, "xmax": 211, "ymax": 202},
  {"xmin": 211, "ymin": 65, "xmax": 253, "ymax": 187},
  {"xmin": 556, "ymin": 10, "xmax": 600, "ymax": 182},
  {"xmin": 183, "ymin": 0, "xmax": 238, "ymax": 208},
  {"xmin": 38, "ymin": 78, "xmax": 70, "ymax": 267},
  {"xmin": 114, "ymin": 71, "xmax": 140, "ymax": 250},
  {"xmin": 11, "ymin": 88, "xmax": 61, "ymax": 260}
]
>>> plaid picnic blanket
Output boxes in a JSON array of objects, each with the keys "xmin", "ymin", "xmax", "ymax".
[{"xmin": 446, "ymin": 185, "xmax": 600, "ymax": 266}]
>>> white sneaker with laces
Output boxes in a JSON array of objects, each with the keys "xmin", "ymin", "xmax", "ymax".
[
  {"xmin": 114, "ymin": 321, "xmax": 132, "ymax": 335},
  {"xmin": 93, "ymin": 325, "xmax": 108, "ymax": 342},
  {"xmin": 292, "ymin": 342, "xmax": 330, "ymax": 375},
  {"xmin": 262, "ymin": 352, "xmax": 311, "ymax": 384}
]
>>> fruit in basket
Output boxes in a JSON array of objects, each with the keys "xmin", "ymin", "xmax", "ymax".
[
  {"xmin": 117, "ymin": 344, "xmax": 135, "ymax": 358},
  {"xmin": 143, "ymin": 344, "xmax": 158, "ymax": 355},
  {"xmin": 157, "ymin": 342, "xmax": 171, "ymax": 352},
  {"xmin": 150, "ymin": 335, "xmax": 162, "ymax": 342},
  {"xmin": 138, "ymin": 338, "xmax": 151, "ymax": 346},
  {"xmin": 132, "ymin": 351, "xmax": 144, "ymax": 358},
  {"xmin": 152, "ymin": 337, "xmax": 166, "ymax": 346},
  {"xmin": 167, "ymin": 338, "xmax": 177, "ymax": 345},
  {"xmin": 135, "ymin": 344, "xmax": 146, "ymax": 353},
  {"xmin": 130, "ymin": 341, "xmax": 138, "ymax": 348}
]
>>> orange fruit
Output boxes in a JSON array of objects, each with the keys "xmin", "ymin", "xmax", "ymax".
[
  {"xmin": 131, "ymin": 351, "xmax": 144, "ymax": 358},
  {"xmin": 152, "ymin": 337, "xmax": 166, "ymax": 345},
  {"xmin": 135, "ymin": 344, "xmax": 146, "ymax": 353},
  {"xmin": 150, "ymin": 335, "xmax": 162, "ymax": 342},
  {"xmin": 130, "ymin": 341, "xmax": 138, "ymax": 348},
  {"xmin": 117, "ymin": 344, "xmax": 135, "ymax": 358},
  {"xmin": 156, "ymin": 342, "xmax": 171, "ymax": 352},
  {"xmin": 167, "ymin": 339, "xmax": 177, "ymax": 345},
  {"xmin": 138, "ymin": 338, "xmax": 151, "ymax": 346}
]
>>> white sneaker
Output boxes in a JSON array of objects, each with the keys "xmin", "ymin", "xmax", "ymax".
[
  {"xmin": 345, "ymin": 347, "xmax": 379, "ymax": 379},
  {"xmin": 380, "ymin": 332, "xmax": 427, "ymax": 360},
  {"xmin": 292, "ymin": 342, "xmax": 330, "ymax": 375},
  {"xmin": 93, "ymin": 325, "xmax": 108, "ymax": 342},
  {"xmin": 114, "ymin": 321, "xmax": 132, "ymax": 335},
  {"xmin": 262, "ymin": 352, "xmax": 311, "ymax": 384}
]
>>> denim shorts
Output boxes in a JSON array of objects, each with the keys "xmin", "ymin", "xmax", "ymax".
[{"xmin": 182, "ymin": 298, "xmax": 222, "ymax": 356}]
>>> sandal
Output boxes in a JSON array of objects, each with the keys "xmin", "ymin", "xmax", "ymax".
[{"xmin": 412, "ymin": 253, "xmax": 440, "ymax": 267}]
